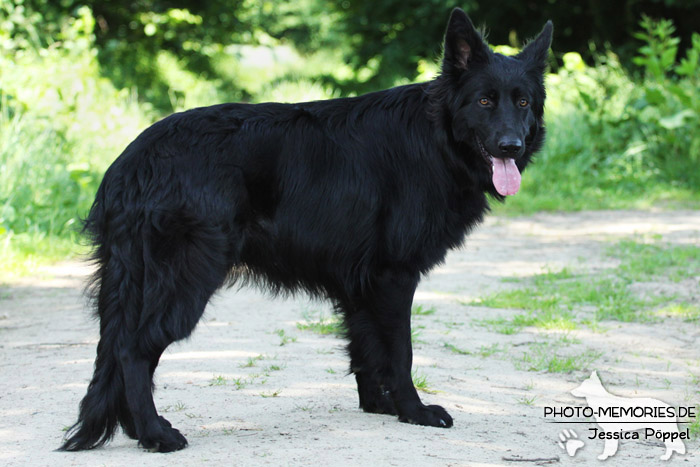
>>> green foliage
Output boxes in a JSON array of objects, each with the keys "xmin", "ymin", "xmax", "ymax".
[
  {"xmin": 323, "ymin": 0, "xmax": 465, "ymax": 92},
  {"xmin": 631, "ymin": 19, "xmax": 700, "ymax": 187},
  {"xmin": 326, "ymin": 1, "xmax": 700, "ymax": 92},
  {"xmin": 632, "ymin": 16, "xmax": 680, "ymax": 82},
  {"xmin": 503, "ymin": 17, "xmax": 700, "ymax": 214},
  {"xmin": 1, "ymin": 3, "xmax": 700, "ymax": 277},
  {"xmin": 0, "ymin": 4, "xmax": 151, "ymax": 275},
  {"xmin": 86, "ymin": 0, "xmax": 346, "ymax": 111}
]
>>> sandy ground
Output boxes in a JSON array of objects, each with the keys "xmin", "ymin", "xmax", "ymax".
[{"xmin": 1, "ymin": 210, "xmax": 699, "ymax": 466}]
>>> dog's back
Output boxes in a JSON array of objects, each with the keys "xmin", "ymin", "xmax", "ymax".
[{"xmin": 93, "ymin": 84, "xmax": 479, "ymax": 297}]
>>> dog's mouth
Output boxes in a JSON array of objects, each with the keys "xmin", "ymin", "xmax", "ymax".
[{"xmin": 477, "ymin": 138, "xmax": 521, "ymax": 196}]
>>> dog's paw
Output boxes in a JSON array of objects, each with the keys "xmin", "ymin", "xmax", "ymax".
[
  {"xmin": 138, "ymin": 418, "xmax": 188, "ymax": 453},
  {"xmin": 399, "ymin": 404, "xmax": 453, "ymax": 428},
  {"xmin": 557, "ymin": 429, "xmax": 584, "ymax": 457}
]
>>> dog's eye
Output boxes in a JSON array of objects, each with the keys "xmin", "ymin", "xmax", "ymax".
[
  {"xmin": 519, "ymin": 98, "xmax": 529, "ymax": 107},
  {"xmin": 479, "ymin": 98, "xmax": 490, "ymax": 106}
]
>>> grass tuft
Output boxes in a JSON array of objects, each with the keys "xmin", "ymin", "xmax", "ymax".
[
  {"xmin": 411, "ymin": 369, "xmax": 436, "ymax": 394},
  {"xmin": 296, "ymin": 310, "xmax": 345, "ymax": 336}
]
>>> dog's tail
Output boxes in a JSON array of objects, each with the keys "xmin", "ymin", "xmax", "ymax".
[
  {"xmin": 58, "ymin": 316, "xmax": 128, "ymax": 450},
  {"xmin": 59, "ymin": 181, "xmax": 140, "ymax": 451}
]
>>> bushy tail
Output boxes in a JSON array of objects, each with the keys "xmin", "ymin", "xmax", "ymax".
[
  {"xmin": 59, "ymin": 326, "xmax": 126, "ymax": 450},
  {"xmin": 60, "ymin": 182, "xmax": 139, "ymax": 450}
]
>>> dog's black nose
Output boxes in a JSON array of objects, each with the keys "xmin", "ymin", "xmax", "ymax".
[{"xmin": 498, "ymin": 138, "xmax": 523, "ymax": 155}]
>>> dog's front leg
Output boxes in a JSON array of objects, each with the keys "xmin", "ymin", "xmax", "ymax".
[{"xmin": 361, "ymin": 269, "xmax": 453, "ymax": 428}]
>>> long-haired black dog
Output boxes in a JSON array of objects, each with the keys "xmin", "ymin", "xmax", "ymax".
[{"xmin": 61, "ymin": 9, "xmax": 552, "ymax": 452}]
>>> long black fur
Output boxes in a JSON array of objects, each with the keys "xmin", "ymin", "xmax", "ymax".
[{"xmin": 61, "ymin": 9, "xmax": 552, "ymax": 452}]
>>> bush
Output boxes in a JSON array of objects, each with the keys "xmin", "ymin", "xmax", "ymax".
[
  {"xmin": 632, "ymin": 16, "xmax": 700, "ymax": 186},
  {"xmin": 1, "ymin": 5, "xmax": 698, "ymax": 275},
  {"xmin": 501, "ymin": 17, "xmax": 700, "ymax": 213},
  {"xmin": 0, "ymin": 5, "xmax": 151, "ymax": 272}
]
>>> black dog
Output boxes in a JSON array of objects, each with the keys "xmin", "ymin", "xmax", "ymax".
[{"xmin": 61, "ymin": 9, "xmax": 552, "ymax": 452}]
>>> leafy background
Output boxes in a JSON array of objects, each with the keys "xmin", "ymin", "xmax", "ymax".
[{"xmin": 1, "ymin": 0, "xmax": 699, "ymax": 275}]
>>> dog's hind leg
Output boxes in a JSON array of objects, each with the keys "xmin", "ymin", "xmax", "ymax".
[
  {"xmin": 118, "ymin": 213, "xmax": 230, "ymax": 452},
  {"xmin": 661, "ymin": 437, "xmax": 686, "ymax": 460},
  {"xmin": 60, "ymin": 227, "xmax": 147, "ymax": 450},
  {"xmin": 348, "ymin": 270, "xmax": 453, "ymax": 428},
  {"xmin": 115, "ymin": 345, "xmax": 169, "ymax": 440},
  {"xmin": 118, "ymin": 339, "xmax": 185, "ymax": 452},
  {"xmin": 61, "ymin": 204, "xmax": 232, "ymax": 452}
]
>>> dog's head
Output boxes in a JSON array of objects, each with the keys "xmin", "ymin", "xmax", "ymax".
[
  {"xmin": 437, "ymin": 8, "xmax": 552, "ymax": 198},
  {"xmin": 571, "ymin": 370, "xmax": 604, "ymax": 398}
]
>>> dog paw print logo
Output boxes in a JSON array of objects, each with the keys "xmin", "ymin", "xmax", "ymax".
[
  {"xmin": 571, "ymin": 371, "xmax": 686, "ymax": 461},
  {"xmin": 558, "ymin": 429, "xmax": 584, "ymax": 457}
]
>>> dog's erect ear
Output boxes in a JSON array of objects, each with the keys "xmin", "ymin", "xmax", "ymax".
[
  {"xmin": 518, "ymin": 21, "xmax": 553, "ymax": 72},
  {"xmin": 442, "ymin": 8, "xmax": 489, "ymax": 73}
]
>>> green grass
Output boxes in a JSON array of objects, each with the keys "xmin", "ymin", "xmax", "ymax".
[
  {"xmin": 496, "ymin": 177, "xmax": 700, "ymax": 216},
  {"xmin": 515, "ymin": 342, "xmax": 602, "ymax": 373},
  {"xmin": 441, "ymin": 342, "xmax": 506, "ymax": 358},
  {"xmin": 476, "ymin": 343, "xmax": 506, "ymax": 358},
  {"xmin": 410, "ymin": 325, "xmax": 425, "ymax": 344},
  {"xmin": 656, "ymin": 303, "xmax": 700, "ymax": 322},
  {"xmin": 209, "ymin": 375, "xmax": 228, "ymax": 386},
  {"xmin": 609, "ymin": 240, "xmax": 700, "ymax": 282},
  {"xmin": 296, "ymin": 310, "xmax": 345, "ymax": 336},
  {"xmin": 274, "ymin": 329, "xmax": 297, "ymax": 346},
  {"xmin": 477, "ymin": 309, "xmax": 578, "ymax": 334},
  {"xmin": 472, "ymin": 241, "xmax": 700, "ymax": 332},
  {"xmin": 412, "ymin": 305, "xmax": 437, "ymax": 316},
  {"xmin": 443, "ymin": 342, "xmax": 472, "ymax": 355},
  {"xmin": 161, "ymin": 401, "xmax": 187, "ymax": 412},
  {"xmin": 686, "ymin": 407, "xmax": 700, "ymax": 440},
  {"xmin": 411, "ymin": 369, "xmax": 436, "ymax": 394},
  {"xmin": 0, "ymin": 232, "xmax": 86, "ymax": 282},
  {"xmin": 240, "ymin": 355, "xmax": 265, "ymax": 368},
  {"xmin": 230, "ymin": 377, "xmax": 249, "ymax": 390},
  {"xmin": 210, "ymin": 374, "xmax": 253, "ymax": 389},
  {"xmin": 517, "ymin": 395, "xmax": 537, "ymax": 406},
  {"xmin": 265, "ymin": 363, "xmax": 286, "ymax": 372}
]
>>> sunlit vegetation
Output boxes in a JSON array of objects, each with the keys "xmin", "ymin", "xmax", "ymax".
[{"xmin": 1, "ymin": 2, "xmax": 698, "ymax": 277}]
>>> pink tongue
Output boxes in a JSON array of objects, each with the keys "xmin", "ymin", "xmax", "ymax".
[{"xmin": 491, "ymin": 157, "xmax": 521, "ymax": 196}]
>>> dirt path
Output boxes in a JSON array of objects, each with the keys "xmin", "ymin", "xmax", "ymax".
[{"xmin": 1, "ymin": 210, "xmax": 699, "ymax": 466}]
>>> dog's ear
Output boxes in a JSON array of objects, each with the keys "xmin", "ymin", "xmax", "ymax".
[
  {"xmin": 518, "ymin": 21, "xmax": 553, "ymax": 73},
  {"xmin": 442, "ymin": 8, "xmax": 489, "ymax": 74}
]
